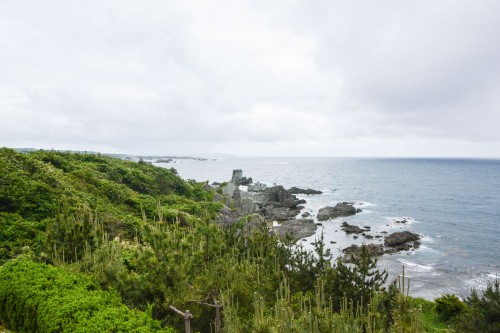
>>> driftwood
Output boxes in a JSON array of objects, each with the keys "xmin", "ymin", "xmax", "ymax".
[{"xmin": 169, "ymin": 305, "xmax": 193, "ymax": 333}]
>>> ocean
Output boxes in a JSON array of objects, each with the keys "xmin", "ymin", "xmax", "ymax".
[{"xmin": 155, "ymin": 157, "xmax": 500, "ymax": 300}]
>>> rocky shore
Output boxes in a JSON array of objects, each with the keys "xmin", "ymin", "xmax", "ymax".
[{"xmin": 214, "ymin": 169, "xmax": 422, "ymax": 261}]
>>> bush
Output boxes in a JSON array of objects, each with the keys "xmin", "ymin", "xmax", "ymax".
[
  {"xmin": 0, "ymin": 259, "xmax": 173, "ymax": 332},
  {"xmin": 435, "ymin": 294, "xmax": 467, "ymax": 322},
  {"xmin": 455, "ymin": 280, "xmax": 500, "ymax": 333}
]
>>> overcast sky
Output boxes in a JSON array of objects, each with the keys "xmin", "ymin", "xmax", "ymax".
[{"xmin": 1, "ymin": 1, "xmax": 499, "ymax": 157}]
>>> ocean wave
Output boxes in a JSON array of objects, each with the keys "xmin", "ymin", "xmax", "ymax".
[
  {"xmin": 420, "ymin": 235, "xmax": 434, "ymax": 243},
  {"xmin": 397, "ymin": 259, "xmax": 435, "ymax": 272},
  {"xmin": 386, "ymin": 216, "xmax": 419, "ymax": 225},
  {"xmin": 354, "ymin": 201, "xmax": 376, "ymax": 207},
  {"xmin": 464, "ymin": 272, "xmax": 500, "ymax": 290}
]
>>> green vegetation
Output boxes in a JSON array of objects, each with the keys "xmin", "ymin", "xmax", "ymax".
[
  {"xmin": 0, "ymin": 259, "xmax": 172, "ymax": 332},
  {"xmin": 0, "ymin": 147, "xmax": 498, "ymax": 332}
]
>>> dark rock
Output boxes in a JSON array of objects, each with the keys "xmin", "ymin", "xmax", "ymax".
[
  {"xmin": 342, "ymin": 244, "xmax": 385, "ymax": 262},
  {"xmin": 317, "ymin": 202, "xmax": 357, "ymax": 221},
  {"xmin": 341, "ymin": 222, "xmax": 364, "ymax": 234},
  {"xmin": 330, "ymin": 241, "xmax": 337, "ymax": 244},
  {"xmin": 301, "ymin": 211, "xmax": 311, "ymax": 217},
  {"xmin": 264, "ymin": 205, "xmax": 300, "ymax": 221},
  {"xmin": 353, "ymin": 235, "xmax": 358, "ymax": 239},
  {"xmin": 356, "ymin": 209, "xmax": 363, "ymax": 213},
  {"xmin": 273, "ymin": 219, "xmax": 317, "ymax": 240},
  {"xmin": 230, "ymin": 169, "xmax": 253, "ymax": 186},
  {"xmin": 231, "ymin": 169, "xmax": 243, "ymax": 183},
  {"xmin": 316, "ymin": 223, "xmax": 322, "ymax": 226},
  {"xmin": 365, "ymin": 234, "xmax": 373, "ymax": 239},
  {"xmin": 287, "ymin": 187, "xmax": 323, "ymax": 195},
  {"xmin": 384, "ymin": 248, "xmax": 398, "ymax": 254},
  {"xmin": 384, "ymin": 231, "xmax": 421, "ymax": 247},
  {"xmin": 155, "ymin": 158, "xmax": 173, "ymax": 163},
  {"xmin": 239, "ymin": 177, "xmax": 253, "ymax": 186}
]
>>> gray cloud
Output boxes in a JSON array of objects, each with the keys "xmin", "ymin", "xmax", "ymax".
[{"xmin": 1, "ymin": 0, "xmax": 499, "ymax": 156}]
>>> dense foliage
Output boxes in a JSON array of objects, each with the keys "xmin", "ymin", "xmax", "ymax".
[
  {"xmin": 0, "ymin": 148, "xmax": 498, "ymax": 332},
  {"xmin": 0, "ymin": 259, "xmax": 172, "ymax": 332}
]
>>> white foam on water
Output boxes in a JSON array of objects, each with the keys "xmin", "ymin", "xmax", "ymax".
[
  {"xmin": 397, "ymin": 259, "xmax": 435, "ymax": 272},
  {"xmin": 386, "ymin": 216, "xmax": 419, "ymax": 225},
  {"xmin": 354, "ymin": 201, "xmax": 376, "ymax": 208},
  {"xmin": 462, "ymin": 272, "xmax": 500, "ymax": 292},
  {"xmin": 420, "ymin": 235, "xmax": 434, "ymax": 243}
]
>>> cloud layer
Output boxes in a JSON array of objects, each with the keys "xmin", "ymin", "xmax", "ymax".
[{"xmin": 1, "ymin": 0, "xmax": 499, "ymax": 156}]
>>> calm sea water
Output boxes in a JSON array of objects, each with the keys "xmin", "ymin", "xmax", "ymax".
[{"xmin": 156, "ymin": 157, "xmax": 500, "ymax": 299}]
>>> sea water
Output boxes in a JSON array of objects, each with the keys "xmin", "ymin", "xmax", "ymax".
[{"xmin": 156, "ymin": 157, "xmax": 500, "ymax": 299}]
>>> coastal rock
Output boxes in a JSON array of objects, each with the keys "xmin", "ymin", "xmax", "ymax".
[
  {"xmin": 384, "ymin": 231, "xmax": 421, "ymax": 247},
  {"xmin": 215, "ymin": 205, "xmax": 238, "ymax": 227},
  {"xmin": 287, "ymin": 187, "xmax": 323, "ymax": 195},
  {"xmin": 231, "ymin": 169, "xmax": 253, "ymax": 186},
  {"xmin": 264, "ymin": 205, "xmax": 300, "ymax": 221},
  {"xmin": 155, "ymin": 158, "xmax": 173, "ymax": 163},
  {"xmin": 237, "ymin": 197, "xmax": 259, "ymax": 215},
  {"xmin": 236, "ymin": 214, "xmax": 266, "ymax": 238},
  {"xmin": 231, "ymin": 169, "xmax": 243, "ymax": 183},
  {"xmin": 340, "ymin": 221, "xmax": 364, "ymax": 234},
  {"xmin": 317, "ymin": 202, "xmax": 357, "ymax": 221},
  {"xmin": 267, "ymin": 185, "xmax": 290, "ymax": 203},
  {"xmin": 273, "ymin": 219, "xmax": 317, "ymax": 240},
  {"xmin": 240, "ymin": 191, "xmax": 267, "ymax": 206},
  {"xmin": 222, "ymin": 183, "xmax": 237, "ymax": 198},
  {"xmin": 342, "ymin": 244, "xmax": 384, "ymax": 262},
  {"xmin": 248, "ymin": 182, "xmax": 268, "ymax": 192}
]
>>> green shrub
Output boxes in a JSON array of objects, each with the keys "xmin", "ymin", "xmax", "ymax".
[
  {"xmin": 435, "ymin": 294, "xmax": 467, "ymax": 322},
  {"xmin": 455, "ymin": 280, "xmax": 500, "ymax": 333},
  {"xmin": 0, "ymin": 259, "xmax": 173, "ymax": 332}
]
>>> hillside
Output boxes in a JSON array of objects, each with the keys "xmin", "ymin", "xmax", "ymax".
[{"xmin": 0, "ymin": 148, "xmax": 497, "ymax": 332}]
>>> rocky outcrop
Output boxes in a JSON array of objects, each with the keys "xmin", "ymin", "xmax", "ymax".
[
  {"xmin": 342, "ymin": 244, "xmax": 385, "ymax": 262},
  {"xmin": 248, "ymin": 182, "xmax": 268, "ymax": 192},
  {"xmin": 231, "ymin": 169, "xmax": 253, "ymax": 186},
  {"xmin": 273, "ymin": 219, "xmax": 317, "ymax": 240},
  {"xmin": 340, "ymin": 222, "xmax": 364, "ymax": 234},
  {"xmin": 287, "ymin": 187, "xmax": 323, "ymax": 195},
  {"xmin": 264, "ymin": 205, "xmax": 301, "ymax": 221},
  {"xmin": 235, "ymin": 214, "xmax": 266, "ymax": 238},
  {"xmin": 384, "ymin": 231, "xmax": 421, "ymax": 251},
  {"xmin": 317, "ymin": 202, "xmax": 357, "ymax": 221}
]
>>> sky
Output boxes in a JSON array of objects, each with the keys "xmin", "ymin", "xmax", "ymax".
[{"xmin": 1, "ymin": 0, "xmax": 499, "ymax": 157}]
